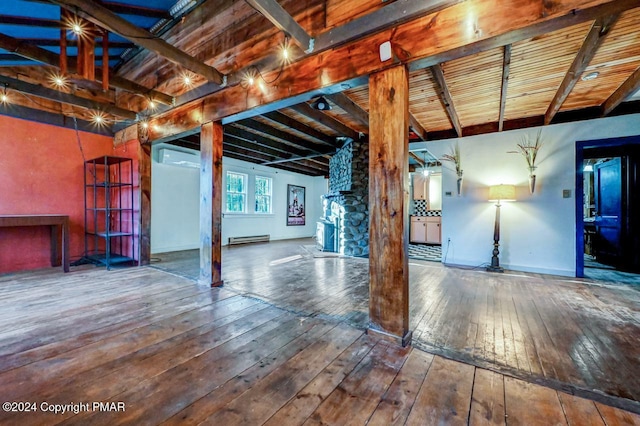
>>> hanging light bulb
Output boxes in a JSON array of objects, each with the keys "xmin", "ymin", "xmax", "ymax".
[
  {"xmin": 148, "ymin": 99, "xmax": 156, "ymax": 110},
  {"xmin": 422, "ymin": 168, "xmax": 429, "ymax": 177},
  {"xmin": 1, "ymin": 92, "xmax": 8, "ymax": 104}
]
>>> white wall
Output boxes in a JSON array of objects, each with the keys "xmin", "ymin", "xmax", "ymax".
[
  {"xmin": 150, "ymin": 144, "xmax": 328, "ymax": 253},
  {"xmin": 221, "ymin": 156, "xmax": 328, "ymax": 244},
  {"xmin": 412, "ymin": 113, "xmax": 640, "ymax": 276}
]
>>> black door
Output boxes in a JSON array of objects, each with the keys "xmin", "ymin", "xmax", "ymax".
[{"xmin": 593, "ymin": 158, "xmax": 622, "ymax": 264}]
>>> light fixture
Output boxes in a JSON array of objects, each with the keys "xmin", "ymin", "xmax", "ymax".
[
  {"xmin": 583, "ymin": 164, "xmax": 593, "ymax": 172},
  {"xmin": 422, "ymin": 168, "xmax": 429, "ymax": 177},
  {"xmin": 91, "ymin": 112, "xmax": 107, "ymax": 126},
  {"xmin": 280, "ymin": 34, "xmax": 291, "ymax": 64},
  {"xmin": 311, "ymin": 96, "xmax": 331, "ymax": 111},
  {"xmin": 1, "ymin": 85, "xmax": 9, "ymax": 104},
  {"xmin": 182, "ymin": 73, "xmax": 193, "ymax": 87},
  {"xmin": 581, "ymin": 71, "xmax": 599, "ymax": 81},
  {"xmin": 141, "ymin": 121, "xmax": 149, "ymax": 129},
  {"xmin": 148, "ymin": 99, "xmax": 156, "ymax": 110},
  {"xmin": 50, "ymin": 73, "xmax": 68, "ymax": 89},
  {"xmin": 487, "ymin": 184, "xmax": 516, "ymax": 273}
]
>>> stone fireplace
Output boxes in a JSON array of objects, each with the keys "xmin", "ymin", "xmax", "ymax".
[{"xmin": 321, "ymin": 138, "xmax": 369, "ymax": 257}]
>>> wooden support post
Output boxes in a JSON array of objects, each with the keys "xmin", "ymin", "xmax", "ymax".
[
  {"xmin": 368, "ymin": 64, "xmax": 411, "ymax": 346},
  {"xmin": 101, "ymin": 30, "xmax": 109, "ymax": 92},
  {"xmin": 199, "ymin": 121, "xmax": 224, "ymax": 287},
  {"xmin": 138, "ymin": 139, "xmax": 151, "ymax": 265},
  {"xmin": 59, "ymin": 11, "xmax": 68, "ymax": 74}
]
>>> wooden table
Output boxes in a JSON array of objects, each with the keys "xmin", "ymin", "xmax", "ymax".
[{"xmin": 0, "ymin": 215, "xmax": 70, "ymax": 272}]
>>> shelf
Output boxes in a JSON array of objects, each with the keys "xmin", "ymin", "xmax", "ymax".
[
  {"xmin": 86, "ymin": 182, "xmax": 133, "ymax": 188},
  {"xmin": 86, "ymin": 208, "xmax": 133, "ymax": 212},
  {"xmin": 85, "ymin": 253, "xmax": 135, "ymax": 266},
  {"xmin": 84, "ymin": 155, "xmax": 135, "ymax": 269},
  {"xmin": 87, "ymin": 231, "xmax": 133, "ymax": 237}
]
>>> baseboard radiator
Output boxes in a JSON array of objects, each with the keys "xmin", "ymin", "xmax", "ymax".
[{"xmin": 228, "ymin": 235, "xmax": 270, "ymax": 245}]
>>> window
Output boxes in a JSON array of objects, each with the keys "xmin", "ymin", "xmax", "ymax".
[
  {"xmin": 255, "ymin": 176, "xmax": 272, "ymax": 214},
  {"xmin": 226, "ymin": 172, "xmax": 247, "ymax": 213}
]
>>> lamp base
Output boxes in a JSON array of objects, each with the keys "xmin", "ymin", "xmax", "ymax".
[{"xmin": 486, "ymin": 265, "xmax": 504, "ymax": 273}]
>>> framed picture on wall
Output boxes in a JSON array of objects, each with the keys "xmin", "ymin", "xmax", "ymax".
[{"xmin": 287, "ymin": 184, "xmax": 306, "ymax": 226}]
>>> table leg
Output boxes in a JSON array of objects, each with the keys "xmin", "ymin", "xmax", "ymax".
[
  {"xmin": 50, "ymin": 225, "xmax": 61, "ymax": 267},
  {"xmin": 62, "ymin": 220, "xmax": 69, "ymax": 273}
]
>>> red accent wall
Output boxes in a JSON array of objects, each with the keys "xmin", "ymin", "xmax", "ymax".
[{"xmin": 0, "ymin": 115, "xmax": 115, "ymax": 273}]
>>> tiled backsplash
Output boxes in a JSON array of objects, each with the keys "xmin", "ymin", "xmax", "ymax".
[{"xmin": 413, "ymin": 200, "xmax": 442, "ymax": 216}]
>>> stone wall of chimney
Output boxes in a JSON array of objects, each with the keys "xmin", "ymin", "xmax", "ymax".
[{"xmin": 323, "ymin": 138, "xmax": 369, "ymax": 257}]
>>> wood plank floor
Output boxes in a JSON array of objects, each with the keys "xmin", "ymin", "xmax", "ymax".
[
  {"xmin": 1, "ymin": 266, "xmax": 639, "ymax": 425},
  {"xmin": 152, "ymin": 239, "xmax": 640, "ymax": 413}
]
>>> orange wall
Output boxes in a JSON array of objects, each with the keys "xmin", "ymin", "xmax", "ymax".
[{"xmin": 0, "ymin": 115, "xmax": 115, "ymax": 273}]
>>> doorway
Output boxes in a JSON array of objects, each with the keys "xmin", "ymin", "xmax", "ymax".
[{"xmin": 576, "ymin": 135, "xmax": 640, "ymax": 280}]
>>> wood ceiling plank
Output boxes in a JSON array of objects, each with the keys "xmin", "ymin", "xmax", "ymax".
[
  {"xmin": 544, "ymin": 14, "xmax": 619, "ymax": 124},
  {"xmin": 430, "ymin": 64, "xmax": 462, "ymax": 137},
  {"xmin": 139, "ymin": 0, "xmax": 640, "ymax": 143},
  {"xmin": 51, "ymin": 0, "xmax": 225, "ymax": 85}
]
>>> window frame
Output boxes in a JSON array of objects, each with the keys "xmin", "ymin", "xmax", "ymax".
[
  {"xmin": 254, "ymin": 175, "xmax": 273, "ymax": 214},
  {"xmin": 225, "ymin": 171, "xmax": 248, "ymax": 214}
]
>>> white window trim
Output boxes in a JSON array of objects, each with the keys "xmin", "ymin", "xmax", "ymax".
[
  {"xmin": 225, "ymin": 171, "xmax": 248, "ymax": 214},
  {"xmin": 254, "ymin": 175, "xmax": 273, "ymax": 214}
]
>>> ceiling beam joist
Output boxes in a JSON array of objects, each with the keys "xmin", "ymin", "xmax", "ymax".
[
  {"xmin": 0, "ymin": 16, "xmax": 60, "ymax": 27},
  {"xmin": 245, "ymin": 0, "xmax": 313, "ymax": 53},
  {"xmin": 0, "ymin": 74, "xmax": 137, "ymax": 120},
  {"xmin": 0, "ymin": 32, "xmax": 173, "ymax": 105},
  {"xmin": 290, "ymin": 102, "xmax": 360, "ymax": 141},
  {"xmin": 602, "ymin": 66, "xmax": 640, "ymax": 116},
  {"xmin": 409, "ymin": 112, "xmax": 428, "ymax": 141},
  {"xmin": 139, "ymin": 0, "xmax": 639, "ymax": 144},
  {"xmin": 545, "ymin": 14, "xmax": 619, "ymax": 125},
  {"xmin": 261, "ymin": 111, "xmax": 336, "ymax": 147},
  {"xmin": 409, "ymin": 152, "xmax": 426, "ymax": 167},
  {"xmin": 51, "ymin": 0, "xmax": 225, "ymax": 85},
  {"xmin": 325, "ymin": 92, "xmax": 369, "ymax": 128},
  {"xmin": 238, "ymin": 118, "xmax": 329, "ymax": 154},
  {"xmin": 225, "ymin": 125, "xmax": 318, "ymax": 158},
  {"xmin": 430, "ymin": 64, "xmax": 462, "ymax": 137},
  {"xmin": 498, "ymin": 44, "xmax": 512, "ymax": 132},
  {"xmin": 262, "ymin": 152, "xmax": 333, "ymax": 166}
]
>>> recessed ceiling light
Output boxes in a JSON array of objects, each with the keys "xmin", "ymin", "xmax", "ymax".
[{"xmin": 581, "ymin": 71, "xmax": 599, "ymax": 81}]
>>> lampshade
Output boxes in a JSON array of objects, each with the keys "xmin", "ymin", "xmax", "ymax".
[{"xmin": 488, "ymin": 184, "xmax": 516, "ymax": 202}]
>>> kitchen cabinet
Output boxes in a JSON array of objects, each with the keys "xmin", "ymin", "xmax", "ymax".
[
  {"xmin": 412, "ymin": 174, "xmax": 428, "ymax": 201},
  {"xmin": 410, "ymin": 216, "xmax": 441, "ymax": 244}
]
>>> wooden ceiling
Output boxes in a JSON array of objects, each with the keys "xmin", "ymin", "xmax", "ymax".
[{"xmin": 1, "ymin": 0, "xmax": 639, "ymax": 176}]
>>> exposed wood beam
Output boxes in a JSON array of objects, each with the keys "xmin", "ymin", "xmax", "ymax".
[
  {"xmin": 0, "ymin": 32, "xmax": 173, "ymax": 105},
  {"xmin": 138, "ymin": 0, "xmax": 638, "ymax": 144},
  {"xmin": 602, "ymin": 66, "xmax": 640, "ymax": 116},
  {"xmin": 245, "ymin": 0, "xmax": 313, "ymax": 53},
  {"xmin": 223, "ymin": 144, "xmax": 326, "ymax": 175},
  {"xmin": 262, "ymin": 152, "xmax": 333, "ymax": 166},
  {"xmin": 51, "ymin": 0, "xmax": 225, "ymax": 85},
  {"xmin": 24, "ymin": 0, "xmax": 172, "ymax": 19},
  {"xmin": 22, "ymin": 38, "xmax": 134, "ymax": 48},
  {"xmin": 0, "ymin": 74, "xmax": 137, "ymax": 120},
  {"xmin": 223, "ymin": 150, "xmax": 324, "ymax": 176},
  {"xmin": 430, "ymin": 64, "xmax": 462, "ymax": 137},
  {"xmin": 261, "ymin": 111, "xmax": 336, "ymax": 147},
  {"xmin": 409, "ymin": 112, "xmax": 428, "ymax": 141},
  {"xmin": 224, "ymin": 134, "xmax": 294, "ymax": 160},
  {"xmin": 138, "ymin": 138, "xmax": 151, "ymax": 265},
  {"xmin": 238, "ymin": 118, "xmax": 329, "ymax": 154},
  {"xmin": 409, "ymin": 152, "xmax": 426, "ymax": 167},
  {"xmin": 325, "ymin": 92, "xmax": 369, "ymax": 128},
  {"xmin": 0, "ymin": 102, "xmax": 112, "ymax": 135},
  {"xmin": 290, "ymin": 102, "xmax": 361, "ymax": 141},
  {"xmin": 0, "ymin": 16, "xmax": 61, "ymax": 27},
  {"xmin": 225, "ymin": 125, "xmax": 319, "ymax": 158},
  {"xmin": 99, "ymin": 1, "xmax": 172, "ymax": 19},
  {"xmin": 498, "ymin": 44, "xmax": 512, "ymax": 132},
  {"xmin": 0, "ymin": 54, "xmax": 122, "ymax": 63},
  {"xmin": 313, "ymin": 0, "xmax": 459, "ymax": 53},
  {"xmin": 545, "ymin": 14, "xmax": 619, "ymax": 125}
]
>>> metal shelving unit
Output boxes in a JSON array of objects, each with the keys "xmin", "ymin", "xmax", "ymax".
[{"xmin": 83, "ymin": 156, "xmax": 135, "ymax": 269}]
